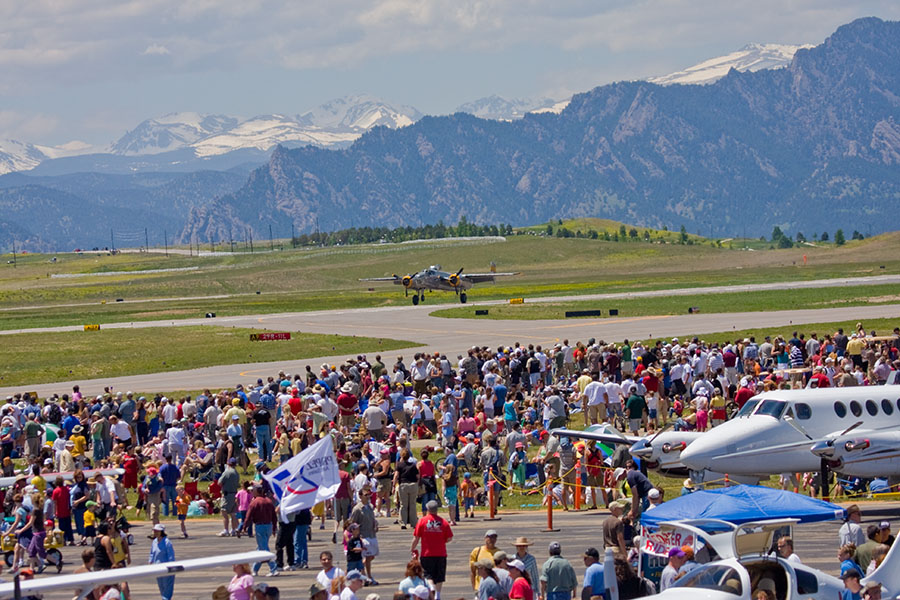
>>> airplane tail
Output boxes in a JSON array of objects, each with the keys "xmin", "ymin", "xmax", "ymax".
[{"xmin": 864, "ymin": 534, "xmax": 900, "ymax": 594}]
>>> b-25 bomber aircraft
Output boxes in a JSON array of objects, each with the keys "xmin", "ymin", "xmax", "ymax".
[{"xmin": 361, "ymin": 264, "xmax": 518, "ymax": 305}]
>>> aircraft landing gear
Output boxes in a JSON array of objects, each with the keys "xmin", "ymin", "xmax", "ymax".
[
  {"xmin": 412, "ymin": 291, "xmax": 424, "ymax": 305},
  {"xmin": 412, "ymin": 295, "xmax": 419, "ymax": 306},
  {"xmin": 459, "ymin": 292, "xmax": 467, "ymax": 304}
]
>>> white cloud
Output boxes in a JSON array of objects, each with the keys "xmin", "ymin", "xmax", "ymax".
[
  {"xmin": 142, "ymin": 43, "xmax": 170, "ymax": 56},
  {"xmin": 0, "ymin": 110, "xmax": 59, "ymax": 140}
]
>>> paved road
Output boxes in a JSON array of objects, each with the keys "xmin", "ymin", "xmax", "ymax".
[
  {"xmin": 3, "ymin": 301, "xmax": 899, "ymax": 397},
  {"xmin": 32, "ymin": 501, "xmax": 898, "ymax": 600}
]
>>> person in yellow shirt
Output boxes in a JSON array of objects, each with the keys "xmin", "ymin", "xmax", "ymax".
[
  {"xmin": 82, "ymin": 501, "xmax": 98, "ymax": 545},
  {"xmin": 70, "ymin": 426, "xmax": 87, "ymax": 459},
  {"xmin": 175, "ymin": 486, "xmax": 191, "ymax": 539},
  {"xmin": 290, "ymin": 431, "xmax": 303, "ymax": 457},
  {"xmin": 469, "ymin": 530, "xmax": 499, "ymax": 589}
]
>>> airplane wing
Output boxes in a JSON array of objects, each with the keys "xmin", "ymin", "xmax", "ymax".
[
  {"xmin": 359, "ymin": 276, "xmax": 403, "ymax": 284},
  {"xmin": 461, "ymin": 272, "xmax": 519, "ymax": 284},
  {"xmin": 0, "ymin": 551, "xmax": 274, "ymax": 599},
  {"xmin": 550, "ymin": 427, "xmax": 641, "ymax": 446}
]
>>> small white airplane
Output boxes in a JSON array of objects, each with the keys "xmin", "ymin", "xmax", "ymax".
[
  {"xmin": 679, "ymin": 385, "xmax": 900, "ymax": 482},
  {"xmin": 649, "ymin": 517, "xmax": 888, "ymax": 600},
  {"xmin": 0, "ymin": 467, "xmax": 124, "ymax": 489},
  {"xmin": 0, "ymin": 550, "xmax": 274, "ymax": 600}
]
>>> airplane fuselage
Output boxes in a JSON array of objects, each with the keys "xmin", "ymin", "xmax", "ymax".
[{"xmin": 680, "ymin": 385, "xmax": 900, "ymax": 477}]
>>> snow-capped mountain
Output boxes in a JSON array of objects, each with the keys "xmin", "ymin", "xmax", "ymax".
[
  {"xmin": 0, "ymin": 139, "xmax": 47, "ymax": 175},
  {"xmin": 454, "ymin": 95, "xmax": 566, "ymax": 121},
  {"xmin": 109, "ymin": 113, "xmax": 241, "ymax": 155},
  {"xmin": 104, "ymin": 96, "xmax": 423, "ymax": 159},
  {"xmin": 296, "ymin": 94, "xmax": 422, "ymax": 131},
  {"xmin": 648, "ymin": 43, "xmax": 813, "ymax": 86}
]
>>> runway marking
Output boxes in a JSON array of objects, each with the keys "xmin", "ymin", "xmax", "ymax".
[{"xmin": 540, "ymin": 315, "xmax": 671, "ymax": 329}]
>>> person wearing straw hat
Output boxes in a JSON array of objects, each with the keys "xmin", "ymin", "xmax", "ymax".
[{"xmin": 514, "ymin": 537, "xmax": 539, "ymax": 592}]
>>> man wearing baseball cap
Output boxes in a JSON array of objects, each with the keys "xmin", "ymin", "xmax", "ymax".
[
  {"xmin": 411, "ymin": 500, "xmax": 453, "ymax": 598},
  {"xmin": 470, "ymin": 530, "xmax": 499, "ymax": 590},
  {"xmin": 540, "ymin": 542, "xmax": 576, "ymax": 600},
  {"xmin": 660, "ymin": 547, "xmax": 685, "ymax": 591}
]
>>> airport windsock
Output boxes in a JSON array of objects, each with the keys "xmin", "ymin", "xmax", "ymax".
[{"xmin": 264, "ymin": 436, "xmax": 340, "ymax": 519}]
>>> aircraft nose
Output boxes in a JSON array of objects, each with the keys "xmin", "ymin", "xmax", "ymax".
[
  {"xmin": 679, "ymin": 438, "xmax": 718, "ymax": 471},
  {"xmin": 630, "ymin": 440, "xmax": 652, "ymax": 459}
]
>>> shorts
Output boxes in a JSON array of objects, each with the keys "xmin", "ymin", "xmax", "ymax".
[
  {"xmin": 347, "ymin": 558, "xmax": 364, "ymax": 572},
  {"xmin": 376, "ymin": 478, "xmax": 392, "ymax": 495},
  {"xmin": 178, "ymin": 514, "xmax": 186, "ymax": 522},
  {"xmin": 587, "ymin": 473, "xmax": 603, "ymax": 487},
  {"xmin": 444, "ymin": 485, "xmax": 458, "ymax": 506},
  {"xmin": 223, "ymin": 493, "xmax": 237, "ymax": 514},
  {"xmin": 562, "ymin": 469, "xmax": 576, "ymax": 484},
  {"xmin": 334, "ymin": 497, "xmax": 351, "ymax": 522},
  {"xmin": 648, "ymin": 409, "xmax": 658, "ymax": 420},
  {"xmin": 420, "ymin": 555, "xmax": 447, "ymax": 583},
  {"xmin": 362, "ymin": 536, "xmax": 379, "ymax": 557},
  {"xmin": 85, "ymin": 526, "xmax": 96, "ymax": 538},
  {"xmin": 628, "ymin": 418, "xmax": 642, "ymax": 431},
  {"xmin": 464, "ymin": 498, "xmax": 475, "ymax": 510}
]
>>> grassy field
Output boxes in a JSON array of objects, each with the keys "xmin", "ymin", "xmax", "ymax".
[
  {"xmin": 0, "ymin": 230, "xmax": 898, "ymax": 330},
  {"xmin": 431, "ymin": 283, "xmax": 900, "ymax": 320},
  {"xmin": 0, "ymin": 326, "xmax": 415, "ymax": 387}
]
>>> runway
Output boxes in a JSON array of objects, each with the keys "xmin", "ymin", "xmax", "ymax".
[{"xmin": 3, "ymin": 298, "xmax": 899, "ymax": 397}]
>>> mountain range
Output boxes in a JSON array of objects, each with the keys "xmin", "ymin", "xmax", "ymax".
[
  {"xmin": 0, "ymin": 42, "xmax": 806, "ymax": 178},
  {"xmin": 182, "ymin": 17, "xmax": 900, "ymax": 245},
  {"xmin": 1, "ymin": 19, "xmax": 893, "ymax": 251}
]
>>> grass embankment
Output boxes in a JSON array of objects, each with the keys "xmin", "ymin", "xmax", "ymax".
[
  {"xmin": 0, "ymin": 232, "xmax": 898, "ymax": 330},
  {"xmin": 0, "ymin": 326, "xmax": 415, "ymax": 387},
  {"xmin": 431, "ymin": 284, "xmax": 900, "ymax": 320}
]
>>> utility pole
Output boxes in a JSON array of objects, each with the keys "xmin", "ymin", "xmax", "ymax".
[
  {"xmin": 189, "ymin": 237, "xmax": 193, "ymax": 257},
  {"xmin": 269, "ymin": 224, "xmax": 274, "ymax": 251},
  {"xmin": 229, "ymin": 230, "xmax": 234, "ymax": 253},
  {"xmin": 315, "ymin": 215, "xmax": 320, "ymax": 246},
  {"xmin": 248, "ymin": 228, "xmax": 254, "ymax": 253},
  {"xmin": 164, "ymin": 230, "xmax": 168, "ymax": 257},
  {"xmin": 11, "ymin": 240, "xmax": 15, "ymax": 268},
  {"xmin": 291, "ymin": 223, "xmax": 295, "ymax": 248},
  {"xmin": 110, "ymin": 228, "xmax": 115, "ymax": 252},
  {"xmin": 144, "ymin": 227, "xmax": 149, "ymax": 251}
]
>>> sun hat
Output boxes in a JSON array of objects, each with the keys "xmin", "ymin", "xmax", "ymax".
[{"xmin": 514, "ymin": 536, "xmax": 533, "ymax": 546}]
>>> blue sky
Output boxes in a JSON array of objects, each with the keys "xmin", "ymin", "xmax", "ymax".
[{"xmin": 1, "ymin": 0, "xmax": 898, "ymax": 147}]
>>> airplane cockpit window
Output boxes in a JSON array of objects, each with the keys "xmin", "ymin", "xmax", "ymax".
[
  {"xmin": 670, "ymin": 564, "xmax": 743, "ymax": 596},
  {"xmin": 737, "ymin": 399, "xmax": 761, "ymax": 417},
  {"xmin": 795, "ymin": 403, "xmax": 812, "ymax": 420},
  {"xmin": 850, "ymin": 400, "xmax": 863, "ymax": 417},
  {"xmin": 795, "ymin": 568, "xmax": 818, "ymax": 594},
  {"xmin": 756, "ymin": 400, "xmax": 787, "ymax": 419},
  {"xmin": 834, "ymin": 402, "xmax": 847, "ymax": 418},
  {"xmin": 882, "ymin": 399, "xmax": 894, "ymax": 415},
  {"xmin": 865, "ymin": 400, "xmax": 878, "ymax": 416}
]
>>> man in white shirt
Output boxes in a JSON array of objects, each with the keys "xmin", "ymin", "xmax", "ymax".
[
  {"xmin": 165, "ymin": 420, "xmax": 186, "ymax": 466},
  {"xmin": 204, "ymin": 402, "xmax": 222, "ymax": 440},
  {"xmin": 583, "ymin": 375, "xmax": 607, "ymax": 424},
  {"xmin": 160, "ymin": 398, "xmax": 177, "ymax": 428},
  {"xmin": 839, "ymin": 504, "xmax": 866, "ymax": 546},
  {"xmin": 362, "ymin": 404, "xmax": 387, "ymax": 440},
  {"xmin": 776, "ymin": 536, "xmax": 802, "ymax": 564},
  {"xmin": 316, "ymin": 550, "xmax": 345, "ymax": 590},
  {"xmin": 604, "ymin": 377, "xmax": 624, "ymax": 422}
]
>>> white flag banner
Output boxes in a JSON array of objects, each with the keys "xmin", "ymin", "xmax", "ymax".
[{"xmin": 264, "ymin": 436, "xmax": 340, "ymax": 518}]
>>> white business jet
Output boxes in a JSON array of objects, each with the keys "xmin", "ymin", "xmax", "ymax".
[
  {"xmin": 0, "ymin": 550, "xmax": 274, "ymax": 600},
  {"xmin": 652, "ymin": 517, "xmax": 898, "ymax": 600},
  {"xmin": 680, "ymin": 385, "xmax": 900, "ymax": 479}
]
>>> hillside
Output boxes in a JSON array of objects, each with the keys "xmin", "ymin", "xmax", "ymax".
[{"xmin": 182, "ymin": 17, "xmax": 900, "ymax": 244}]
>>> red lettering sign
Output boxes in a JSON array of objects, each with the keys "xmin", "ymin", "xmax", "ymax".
[{"xmin": 250, "ymin": 332, "xmax": 291, "ymax": 341}]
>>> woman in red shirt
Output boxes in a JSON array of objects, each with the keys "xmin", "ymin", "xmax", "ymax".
[{"xmin": 508, "ymin": 559, "xmax": 534, "ymax": 600}]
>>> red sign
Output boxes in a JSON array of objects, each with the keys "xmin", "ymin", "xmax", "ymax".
[{"xmin": 250, "ymin": 332, "xmax": 291, "ymax": 341}]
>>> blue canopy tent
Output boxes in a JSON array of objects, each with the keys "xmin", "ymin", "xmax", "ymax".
[{"xmin": 640, "ymin": 484, "xmax": 846, "ymax": 529}]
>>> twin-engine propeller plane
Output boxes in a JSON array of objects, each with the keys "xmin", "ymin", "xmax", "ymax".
[{"xmin": 361, "ymin": 264, "xmax": 518, "ymax": 305}]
